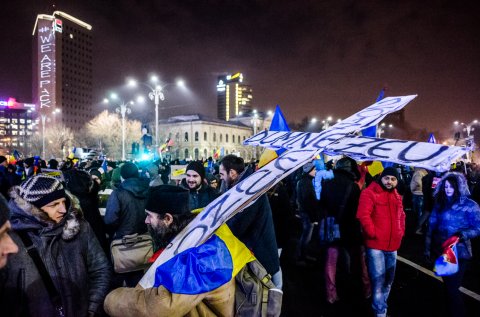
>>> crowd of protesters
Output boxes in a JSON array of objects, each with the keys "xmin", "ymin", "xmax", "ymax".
[{"xmin": 0, "ymin": 151, "xmax": 479, "ymax": 316}]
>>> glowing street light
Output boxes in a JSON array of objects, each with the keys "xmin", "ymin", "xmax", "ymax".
[
  {"xmin": 454, "ymin": 119, "xmax": 478, "ymax": 137},
  {"xmin": 104, "ymin": 95, "xmax": 134, "ymax": 160},
  {"xmin": 128, "ymin": 75, "xmax": 186, "ymax": 150},
  {"xmin": 311, "ymin": 117, "xmax": 317, "ymax": 124}
]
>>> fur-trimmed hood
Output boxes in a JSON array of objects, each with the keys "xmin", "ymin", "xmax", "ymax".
[
  {"xmin": 8, "ymin": 186, "xmax": 83, "ymax": 240},
  {"xmin": 433, "ymin": 171, "xmax": 470, "ymax": 199}
]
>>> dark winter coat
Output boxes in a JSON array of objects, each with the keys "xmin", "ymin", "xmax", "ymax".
[
  {"xmin": 63, "ymin": 169, "xmax": 109, "ymax": 254},
  {"xmin": 268, "ymin": 181, "xmax": 294, "ymax": 249},
  {"xmin": 104, "ymin": 177, "xmax": 149, "ymax": 239},
  {"xmin": 357, "ymin": 181, "xmax": 406, "ymax": 252},
  {"xmin": 226, "ymin": 167, "xmax": 280, "ymax": 276},
  {"xmin": 425, "ymin": 172, "xmax": 480, "ymax": 260},
  {"xmin": 296, "ymin": 173, "xmax": 319, "ymax": 221},
  {"xmin": 320, "ymin": 169, "xmax": 362, "ymax": 247},
  {"xmin": 181, "ymin": 179, "xmax": 219, "ymax": 211},
  {"xmin": 0, "ymin": 189, "xmax": 111, "ymax": 317}
]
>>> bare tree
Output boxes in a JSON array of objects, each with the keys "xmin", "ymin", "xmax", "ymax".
[
  {"xmin": 85, "ymin": 110, "xmax": 142, "ymax": 160},
  {"xmin": 30, "ymin": 123, "xmax": 75, "ymax": 159}
]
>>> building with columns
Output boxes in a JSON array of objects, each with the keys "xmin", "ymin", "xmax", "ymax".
[{"xmin": 156, "ymin": 114, "xmax": 255, "ymax": 161}]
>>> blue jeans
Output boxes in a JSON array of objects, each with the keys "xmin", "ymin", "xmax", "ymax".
[
  {"xmin": 366, "ymin": 248, "xmax": 397, "ymax": 316},
  {"xmin": 412, "ymin": 194, "xmax": 424, "ymax": 225}
]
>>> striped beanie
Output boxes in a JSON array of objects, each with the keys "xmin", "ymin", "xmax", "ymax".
[{"xmin": 19, "ymin": 175, "xmax": 66, "ymax": 209}]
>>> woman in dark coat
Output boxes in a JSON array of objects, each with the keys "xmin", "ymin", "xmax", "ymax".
[
  {"xmin": 0, "ymin": 174, "xmax": 111, "ymax": 317},
  {"xmin": 425, "ymin": 172, "xmax": 480, "ymax": 317}
]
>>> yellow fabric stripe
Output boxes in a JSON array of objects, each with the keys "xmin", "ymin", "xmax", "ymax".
[
  {"xmin": 190, "ymin": 208, "xmax": 255, "ymax": 277},
  {"xmin": 215, "ymin": 224, "xmax": 256, "ymax": 278}
]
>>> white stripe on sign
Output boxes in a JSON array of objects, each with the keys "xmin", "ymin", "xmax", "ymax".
[{"xmin": 397, "ymin": 255, "xmax": 480, "ymax": 302}]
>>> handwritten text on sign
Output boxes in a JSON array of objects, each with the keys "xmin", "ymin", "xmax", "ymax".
[{"xmin": 140, "ymin": 95, "xmax": 417, "ymax": 288}]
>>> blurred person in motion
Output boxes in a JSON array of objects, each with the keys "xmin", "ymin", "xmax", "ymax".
[{"xmin": 0, "ymin": 195, "xmax": 18, "ymax": 269}]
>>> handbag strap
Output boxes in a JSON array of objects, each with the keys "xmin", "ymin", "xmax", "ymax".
[{"xmin": 17, "ymin": 231, "xmax": 65, "ymax": 317}]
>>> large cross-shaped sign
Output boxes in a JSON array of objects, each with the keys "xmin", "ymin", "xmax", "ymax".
[{"xmin": 140, "ymin": 95, "xmax": 468, "ymax": 287}]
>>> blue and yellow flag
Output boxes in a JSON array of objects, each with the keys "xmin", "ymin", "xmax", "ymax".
[
  {"xmin": 258, "ymin": 105, "xmax": 290, "ymax": 168},
  {"xmin": 153, "ymin": 224, "xmax": 254, "ymax": 294}
]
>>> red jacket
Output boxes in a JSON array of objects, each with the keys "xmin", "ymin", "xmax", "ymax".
[{"xmin": 357, "ymin": 181, "xmax": 405, "ymax": 251}]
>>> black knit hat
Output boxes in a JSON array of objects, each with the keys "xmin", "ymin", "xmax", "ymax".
[
  {"xmin": 120, "ymin": 162, "xmax": 139, "ymax": 179},
  {"xmin": 19, "ymin": 174, "xmax": 66, "ymax": 208},
  {"xmin": 146, "ymin": 185, "xmax": 190, "ymax": 214},
  {"xmin": 380, "ymin": 167, "xmax": 400, "ymax": 180},
  {"xmin": 0, "ymin": 194, "xmax": 9, "ymax": 228},
  {"xmin": 186, "ymin": 161, "xmax": 206, "ymax": 180}
]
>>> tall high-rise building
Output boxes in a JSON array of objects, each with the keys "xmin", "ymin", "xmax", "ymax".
[
  {"xmin": 32, "ymin": 11, "xmax": 93, "ymax": 131},
  {"xmin": 216, "ymin": 72, "xmax": 253, "ymax": 121}
]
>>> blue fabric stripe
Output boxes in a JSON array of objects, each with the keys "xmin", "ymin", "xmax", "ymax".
[{"xmin": 153, "ymin": 234, "xmax": 233, "ymax": 294}]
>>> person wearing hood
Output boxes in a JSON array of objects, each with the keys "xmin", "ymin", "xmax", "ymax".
[
  {"xmin": 425, "ymin": 172, "xmax": 480, "ymax": 317},
  {"xmin": 181, "ymin": 161, "xmax": 219, "ymax": 211},
  {"xmin": 105, "ymin": 162, "xmax": 150, "ymax": 287},
  {"xmin": 357, "ymin": 167, "xmax": 405, "ymax": 317},
  {"xmin": 0, "ymin": 174, "xmax": 111, "ymax": 317}
]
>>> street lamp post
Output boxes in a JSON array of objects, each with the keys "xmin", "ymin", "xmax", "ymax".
[
  {"xmin": 149, "ymin": 87, "xmax": 164, "ymax": 148},
  {"xmin": 128, "ymin": 76, "xmax": 186, "ymax": 150},
  {"xmin": 454, "ymin": 119, "xmax": 478, "ymax": 137},
  {"xmin": 116, "ymin": 103, "xmax": 132, "ymax": 161},
  {"xmin": 454, "ymin": 119, "xmax": 478, "ymax": 161},
  {"xmin": 104, "ymin": 95, "xmax": 133, "ymax": 161},
  {"xmin": 377, "ymin": 122, "xmax": 393, "ymax": 138}
]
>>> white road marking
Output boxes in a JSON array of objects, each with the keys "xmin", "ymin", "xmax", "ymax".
[{"xmin": 397, "ymin": 255, "xmax": 480, "ymax": 302}]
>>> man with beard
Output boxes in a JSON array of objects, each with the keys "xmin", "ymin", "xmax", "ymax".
[
  {"xmin": 104, "ymin": 185, "xmax": 256, "ymax": 317},
  {"xmin": 219, "ymin": 155, "xmax": 280, "ymax": 286},
  {"xmin": 357, "ymin": 167, "xmax": 406, "ymax": 317},
  {"xmin": 182, "ymin": 161, "xmax": 218, "ymax": 210}
]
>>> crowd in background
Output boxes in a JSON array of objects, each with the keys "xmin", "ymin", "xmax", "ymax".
[{"xmin": 0, "ymin": 152, "xmax": 480, "ymax": 316}]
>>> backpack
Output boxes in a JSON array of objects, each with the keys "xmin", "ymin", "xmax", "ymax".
[{"xmin": 234, "ymin": 259, "xmax": 283, "ymax": 317}]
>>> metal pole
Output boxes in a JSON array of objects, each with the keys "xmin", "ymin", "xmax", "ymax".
[
  {"xmin": 122, "ymin": 107, "xmax": 126, "ymax": 161},
  {"xmin": 155, "ymin": 99, "xmax": 159, "ymax": 148},
  {"xmin": 41, "ymin": 115, "xmax": 46, "ymax": 159}
]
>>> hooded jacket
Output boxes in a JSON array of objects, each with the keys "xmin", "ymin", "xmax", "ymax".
[
  {"xmin": 0, "ymin": 188, "xmax": 111, "ymax": 317},
  {"xmin": 105, "ymin": 177, "xmax": 150, "ymax": 239},
  {"xmin": 357, "ymin": 181, "xmax": 405, "ymax": 251},
  {"xmin": 425, "ymin": 172, "xmax": 480, "ymax": 259}
]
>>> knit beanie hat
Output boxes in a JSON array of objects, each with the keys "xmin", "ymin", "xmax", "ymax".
[
  {"xmin": 120, "ymin": 162, "xmax": 139, "ymax": 179},
  {"xmin": 302, "ymin": 161, "xmax": 315, "ymax": 173},
  {"xmin": 146, "ymin": 185, "xmax": 190, "ymax": 214},
  {"xmin": 186, "ymin": 161, "xmax": 206, "ymax": 180},
  {"xmin": 0, "ymin": 194, "xmax": 9, "ymax": 228},
  {"xmin": 19, "ymin": 175, "xmax": 66, "ymax": 208},
  {"xmin": 380, "ymin": 167, "xmax": 400, "ymax": 180}
]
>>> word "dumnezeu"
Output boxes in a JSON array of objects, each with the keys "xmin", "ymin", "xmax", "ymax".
[{"xmin": 140, "ymin": 94, "xmax": 466, "ymax": 288}]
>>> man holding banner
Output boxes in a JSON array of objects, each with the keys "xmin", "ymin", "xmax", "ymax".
[{"xmin": 104, "ymin": 185, "xmax": 256, "ymax": 317}]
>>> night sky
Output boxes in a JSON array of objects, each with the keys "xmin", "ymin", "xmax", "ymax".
[{"xmin": 1, "ymin": 0, "xmax": 479, "ymax": 137}]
